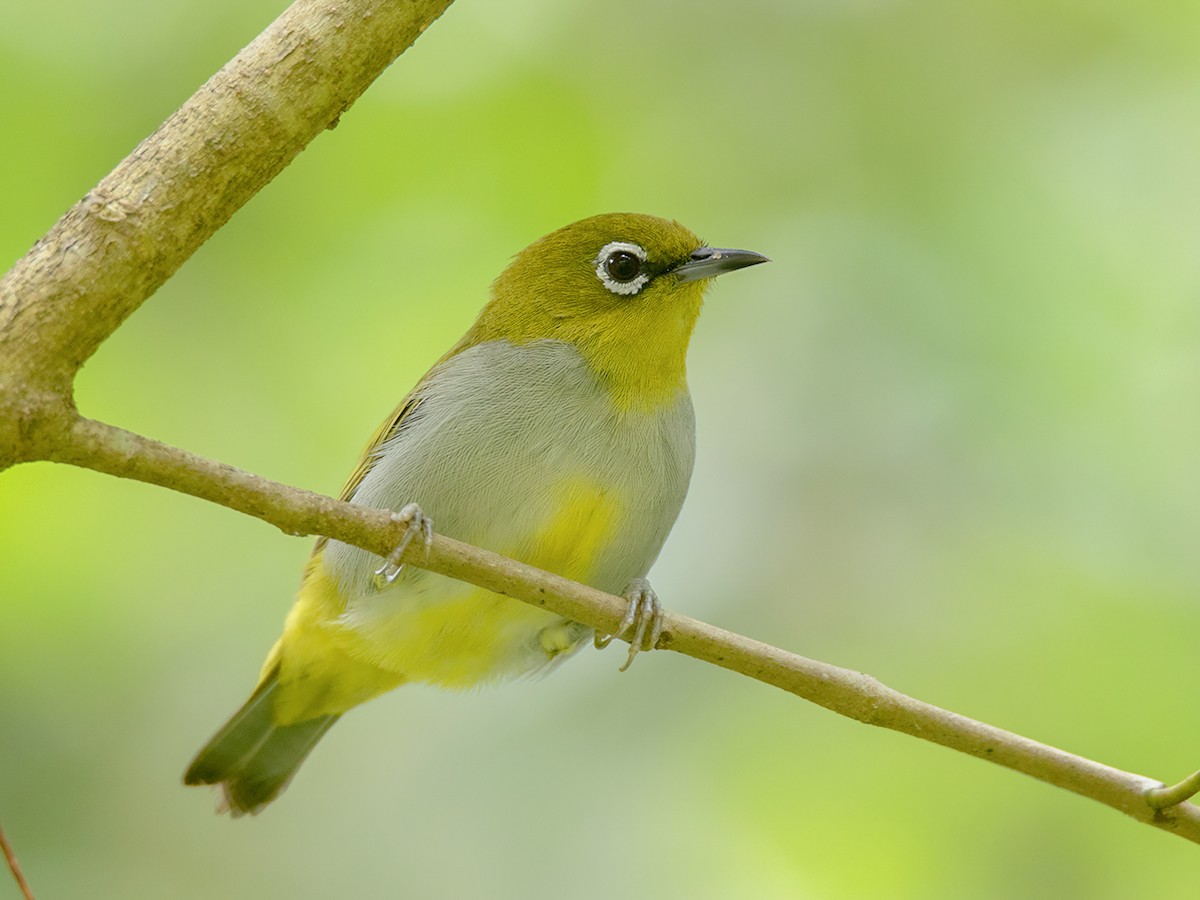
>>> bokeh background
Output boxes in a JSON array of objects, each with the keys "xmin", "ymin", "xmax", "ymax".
[{"xmin": 4, "ymin": 1, "xmax": 1200, "ymax": 896}]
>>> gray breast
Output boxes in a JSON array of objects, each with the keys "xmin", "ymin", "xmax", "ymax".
[{"xmin": 325, "ymin": 339, "xmax": 696, "ymax": 600}]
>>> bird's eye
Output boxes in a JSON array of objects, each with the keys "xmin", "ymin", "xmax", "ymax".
[
  {"xmin": 605, "ymin": 250, "xmax": 641, "ymax": 283},
  {"xmin": 594, "ymin": 241, "xmax": 650, "ymax": 296}
]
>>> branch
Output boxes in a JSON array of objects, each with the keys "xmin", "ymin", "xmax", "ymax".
[
  {"xmin": 0, "ymin": 0, "xmax": 453, "ymax": 467},
  {"xmin": 0, "ymin": 823, "xmax": 35, "ymax": 900},
  {"xmin": 46, "ymin": 414, "xmax": 1200, "ymax": 846},
  {"xmin": 2, "ymin": 0, "xmax": 1198, "ymax": 858}
]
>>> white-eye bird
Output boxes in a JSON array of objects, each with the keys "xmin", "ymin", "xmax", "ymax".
[{"xmin": 184, "ymin": 212, "xmax": 768, "ymax": 814}]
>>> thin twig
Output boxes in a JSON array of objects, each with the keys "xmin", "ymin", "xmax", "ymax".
[
  {"xmin": 0, "ymin": 823, "xmax": 35, "ymax": 900},
  {"xmin": 42, "ymin": 414, "xmax": 1200, "ymax": 846},
  {"xmin": 1146, "ymin": 770, "xmax": 1200, "ymax": 810}
]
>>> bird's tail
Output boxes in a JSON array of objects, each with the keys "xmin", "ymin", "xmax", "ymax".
[{"xmin": 183, "ymin": 664, "xmax": 339, "ymax": 816}]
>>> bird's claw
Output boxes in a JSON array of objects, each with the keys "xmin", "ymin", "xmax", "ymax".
[
  {"xmin": 594, "ymin": 578, "xmax": 664, "ymax": 672},
  {"xmin": 373, "ymin": 502, "xmax": 433, "ymax": 587}
]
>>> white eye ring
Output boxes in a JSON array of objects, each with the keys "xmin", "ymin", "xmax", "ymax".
[{"xmin": 595, "ymin": 241, "xmax": 650, "ymax": 296}]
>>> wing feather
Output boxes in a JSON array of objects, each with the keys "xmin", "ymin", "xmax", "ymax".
[
  {"xmin": 308, "ymin": 391, "xmax": 423, "ymax": 558},
  {"xmin": 307, "ymin": 332, "xmax": 481, "ymax": 557}
]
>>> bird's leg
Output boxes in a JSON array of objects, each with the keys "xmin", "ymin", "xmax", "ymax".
[
  {"xmin": 373, "ymin": 502, "xmax": 434, "ymax": 588},
  {"xmin": 594, "ymin": 577, "xmax": 664, "ymax": 672}
]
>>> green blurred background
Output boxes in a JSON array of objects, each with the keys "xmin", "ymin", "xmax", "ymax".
[{"xmin": 3, "ymin": 0, "xmax": 1200, "ymax": 896}]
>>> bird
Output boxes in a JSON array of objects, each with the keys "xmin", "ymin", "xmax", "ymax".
[{"xmin": 183, "ymin": 212, "xmax": 768, "ymax": 815}]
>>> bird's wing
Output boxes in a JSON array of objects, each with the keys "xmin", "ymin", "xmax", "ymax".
[
  {"xmin": 332, "ymin": 335, "xmax": 480, "ymax": 506},
  {"xmin": 308, "ymin": 389, "xmax": 424, "ymax": 558},
  {"xmin": 303, "ymin": 331, "xmax": 481, "ymax": 558},
  {"xmin": 336, "ymin": 392, "xmax": 424, "ymax": 504}
]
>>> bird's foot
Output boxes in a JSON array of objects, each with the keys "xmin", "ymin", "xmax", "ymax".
[
  {"xmin": 594, "ymin": 578, "xmax": 664, "ymax": 672},
  {"xmin": 373, "ymin": 502, "xmax": 433, "ymax": 587}
]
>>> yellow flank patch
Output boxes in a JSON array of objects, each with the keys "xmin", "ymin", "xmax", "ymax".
[
  {"xmin": 268, "ymin": 478, "xmax": 625, "ymax": 703},
  {"xmin": 363, "ymin": 476, "xmax": 623, "ymax": 688},
  {"xmin": 526, "ymin": 476, "xmax": 621, "ymax": 584}
]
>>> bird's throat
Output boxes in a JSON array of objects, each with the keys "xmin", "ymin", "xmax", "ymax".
[
  {"xmin": 573, "ymin": 300, "xmax": 701, "ymax": 413},
  {"xmin": 462, "ymin": 279, "xmax": 706, "ymax": 414}
]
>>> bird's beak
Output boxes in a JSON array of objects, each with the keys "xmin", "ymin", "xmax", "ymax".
[{"xmin": 673, "ymin": 246, "xmax": 770, "ymax": 284}]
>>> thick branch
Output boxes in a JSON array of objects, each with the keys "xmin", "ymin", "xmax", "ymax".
[
  {"xmin": 50, "ymin": 415, "xmax": 1200, "ymax": 846},
  {"xmin": 0, "ymin": 0, "xmax": 452, "ymax": 465}
]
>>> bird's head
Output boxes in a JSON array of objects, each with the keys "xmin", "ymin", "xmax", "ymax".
[{"xmin": 465, "ymin": 213, "xmax": 768, "ymax": 411}]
